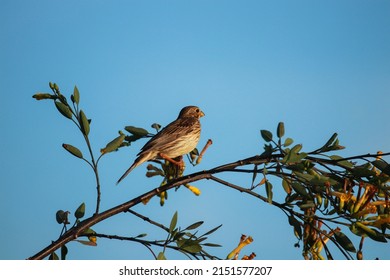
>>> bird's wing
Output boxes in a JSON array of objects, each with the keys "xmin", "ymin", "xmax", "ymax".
[{"xmin": 138, "ymin": 117, "xmax": 198, "ymax": 155}]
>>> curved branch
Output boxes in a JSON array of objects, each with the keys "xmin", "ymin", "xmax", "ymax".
[
  {"xmin": 27, "ymin": 152, "xmax": 389, "ymax": 260},
  {"xmin": 27, "ymin": 154, "xmax": 275, "ymax": 260}
]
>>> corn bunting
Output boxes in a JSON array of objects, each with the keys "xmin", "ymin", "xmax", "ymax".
[{"xmin": 116, "ymin": 106, "xmax": 204, "ymax": 184}]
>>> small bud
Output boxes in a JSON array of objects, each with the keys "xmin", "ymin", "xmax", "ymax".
[
  {"xmin": 32, "ymin": 93, "xmax": 55, "ymax": 100},
  {"xmin": 186, "ymin": 184, "xmax": 201, "ymax": 196}
]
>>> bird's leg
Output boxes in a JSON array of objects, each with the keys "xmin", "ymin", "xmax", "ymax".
[
  {"xmin": 196, "ymin": 139, "xmax": 213, "ymax": 165},
  {"xmin": 159, "ymin": 153, "xmax": 185, "ymax": 179},
  {"xmin": 159, "ymin": 153, "xmax": 184, "ymax": 168}
]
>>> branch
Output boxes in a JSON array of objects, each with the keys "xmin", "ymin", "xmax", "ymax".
[
  {"xmin": 26, "ymin": 153, "xmax": 275, "ymax": 260},
  {"xmin": 27, "ymin": 152, "xmax": 390, "ymax": 259}
]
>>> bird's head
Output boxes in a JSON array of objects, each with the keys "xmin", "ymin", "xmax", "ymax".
[{"xmin": 178, "ymin": 106, "xmax": 205, "ymax": 119}]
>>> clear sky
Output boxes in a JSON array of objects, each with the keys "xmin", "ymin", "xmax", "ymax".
[{"xmin": 1, "ymin": 0, "xmax": 389, "ymax": 260}]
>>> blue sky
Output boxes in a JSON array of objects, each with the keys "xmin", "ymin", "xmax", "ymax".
[{"xmin": 1, "ymin": 0, "xmax": 390, "ymax": 260}]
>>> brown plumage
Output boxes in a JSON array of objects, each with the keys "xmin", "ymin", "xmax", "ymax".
[{"xmin": 116, "ymin": 106, "xmax": 204, "ymax": 184}]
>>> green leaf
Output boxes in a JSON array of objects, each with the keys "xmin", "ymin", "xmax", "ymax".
[
  {"xmin": 79, "ymin": 110, "xmax": 90, "ymax": 136},
  {"xmin": 49, "ymin": 252, "xmax": 59, "ymax": 260},
  {"xmin": 283, "ymin": 146, "xmax": 307, "ymax": 164},
  {"xmin": 283, "ymin": 137, "xmax": 294, "ymax": 147},
  {"xmin": 101, "ymin": 133, "xmax": 125, "ymax": 154},
  {"xmin": 169, "ymin": 211, "xmax": 178, "ymax": 233},
  {"xmin": 291, "ymin": 144, "xmax": 303, "ymax": 154},
  {"xmin": 135, "ymin": 233, "xmax": 147, "ymax": 238},
  {"xmin": 125, "ymin": 126, "xmax": 149, "ymax": 137},
  {"xmin": 177, "ymin": 239, "xmax": 202, "ymax": 253},
  {"xmin": 184, "ymin": 221, "xmax": 204, "ymax": 231},
  {"xmin": 61, "ymin": 245, "xmax": 68, "ymax": 260},
  {"xmin": 72, "ymin": 86, "xmax": 80, "ymax": 104},
  {"xmin": 372, "ymin": 159, "xmax": 390, "ymax": 176},
  {"xmin": 260, "ymin": 130, "xmax": 273, "ymax": 142},
  {"xmin": 288, "ymin": 215, "xmax": 302, "ymax": 240},
  {"xmin": 330, "ymin": 155, "xmax": 354, "ymax": 169},
  {"xmin": 334, "ymin": 231, "xmax": 356, "ymax": 253},
  {"xmin": 355, "ymin": 222, "xmax": 387, "ymax": 243},
  {"xmin": 75, "ymin": 202, "xmax": 85, "ymax": 219},
  {"xmin": 294, "ymin": 171, "xmax": 315, "ymax": 183},
  {"xmin": 277, "ymin": 122, "xmax": 285, "ymax": 138},
  {"xmin": 202, "ymin": 243, "xmax": 222, "ymax": 247},
  {"xmin": 55, "ymin": 101, "xmax": 72, "ymax": 119},
  {"xmin": 62, "ymin": 144, "xmax": 83, "ymax": 159},
  {"xmin": 151, "ymin": 123, "xmax": 161, "ymax": 132},
  {"xmin": 298, "ymin": 201, "xmax": 316, "ymax": 210},
  {"xmin": 352, "ymin": 166, "xmax": 377, "ymax": 178},
  {"xmin": 291, "ymin": 182, "xmax": 310, "ymax": 198},
  {"xmin": 318, "ymin": 133, "xmax": 338, "ymax": 152},
  {"xmin": 251, "ymin": 164, "xmax": 258, "ymax": 188},
  {"xmin": 56, "ymin": 210, "xmax": 68, "ymax": 224},
  {"xmin": 282, "ymin": 179, "xmax": 292, "ymax": 194},
  {"xmin": 201, "ymin": 224, "xmax": 222, "ymax": 237},
  {"xmin": 265, "ymin": 181, "xmax": 273, "ymax": 203},
  {"xmin": 157, "ymin": 252, "xmax": 167, "ymax": 260},
  {"xmin": 33, "ymin": 93, "xmax": 56, "ymax": 100}
]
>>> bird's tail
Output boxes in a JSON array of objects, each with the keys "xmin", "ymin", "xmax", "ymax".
[
  {"xmin": 116, "ymin": 153, "xmax": 150, "ymax": 185},
  {"xmin": 116, "ymin": 163, "xmax": 137, "ymax": 185}
]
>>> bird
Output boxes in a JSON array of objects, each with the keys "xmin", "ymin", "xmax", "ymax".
[{"xmin": 116, "ymin": 105, "xmax": 205, "ymax": 185}]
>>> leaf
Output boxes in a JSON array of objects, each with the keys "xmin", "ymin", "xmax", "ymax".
[
  {"xmin": 355, "ymin": 222, "xmax": 387, "ymax": 242},
  {"xmin": 202, "ymin": 243, "xmax": 222, "ymax": 247},
  {"xmin": 291, "ymin": 182, "xmax": 310, "ymax": 198},
  {"xmin": 151, "ymin": 123, "xmax": 161, "ymax": 132},
  {"xmin": 76, "ymin": 240, "xmax": 97, "ymax": 246},
  {"xmin": 184, "ymin": 221, "xmax": 204, "ymax": 231},
  {"xmin": 135, "ymin": 233, "xmax": 147, "ymax": 238},
  {"xmin": 372, "ymin": 159, "xmax": 390, "ymax": 176},
  {"xmin": 49, "ymin": 252, "xmax": 59, "ymax": 260},
  {"xmin": 288, "ymin": 215, "xmax": 302, "ymax": 240},
  {"xmin": 265, "ymin": 181, "xmax": 273, "ymax": 204},
  {"xmin": 55, "ymin": 101, "xmax": 72, "ymax": 119},
  {"xmin": 201, "ymin": 224, "xmax": 223, "ymax": 237},
  {"xmin": 318, "ymin": 133, "xmax": 338, "ymax": 152},
  {"xmin": 75, "ymin": 202, "xmax": 85, "ymax": 219},
  {"xmin": 291, "ymin": 144, "xmax": 303, "ymax": 154},
  {"xmin": 352, "ymin": 166, "xmax": 377, "ymax": 178},
  {"xmin": 169, "ymin": 211, "xmax": 178, "ymax": 233},
  {"xmin": 125, "ymin": 126, "xmax": 149, "ymax": 137},
  {"xmin": 282, "ymin": 179, "xmax": 292, "ymax": 194},
  {"xmin": 260, "ymin": 130, "xmax": 273, "ymax": 142},
  {"xmin": 282, "ymin": 145, "xmax": 306, "ymax": 164},
  {"xmin": 334, "ymin": 231, "xmax": 356, "ymax": 253},
  {"xmin": 298, "ymin": 201, "xmax": 316, "ymax": 210},
  {"xmin": 283, "ymin": 137, "xmax": 294, "ymax": 147},
  {"xmin": 294, "ymin": 172, "xmax": 315, "ymax": 183},
  {"xmin": 72, "ymin": 86, "xmax": 80, "ymax": 104},
  {"xmin": 62, "ymin": 144, "xmax": 83, "ymax": 159},
  {"xmin": 177, "ymin": 239, "xmax": 202, "ymax": 253},
  {"xmin": 251, "ymin": 164, "xmax": 258, "ymax": 188},
  {"xmin": 277, "ymin": 122, "xmax": 285, "ymax": 138},
  {"xmin": 61, "ymin": 245, "xmax": 68, "ymax": 260},
  {"xmin": 330, "ymin": 155, "xmax": 354, "ymax": 169},
  {"xmin": 56, "ymin": 210, "xmax": 67, "ymax": 224},
  {"xmin": 157, "ymin": 252, "xmax": 167, "ymax": 260},
  {"xmin": 33, "ymin": 93, "xmax": 55, "ymax": 100},
  {"xmin": 101, "ymin": 133, "xmax": 125, "ymax": 154},
  {"xmin": 79, "ymin": 110, "xmax": 90, "ymax": 136}
]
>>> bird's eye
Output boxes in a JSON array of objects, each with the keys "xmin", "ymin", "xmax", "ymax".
[{"xmin": 196, "ymin": 108, "xmax": 199, "ymax": 113}]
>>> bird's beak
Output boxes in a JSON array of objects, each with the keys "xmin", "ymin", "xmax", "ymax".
[{"xmin": 199, "ymin": 110, "xmax": 205, "ymax": 118}]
